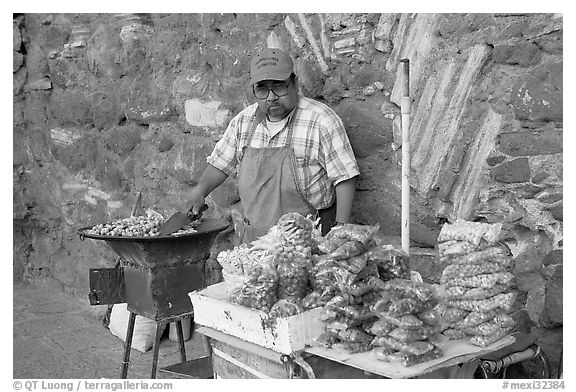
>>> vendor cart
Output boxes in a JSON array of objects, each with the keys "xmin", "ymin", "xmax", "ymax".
[
  {"xmin": 194, "ymin": 322, "xmax": 549, "ymax": 379},
  {"xmin": 188, "ymin": 283, "xmax": 549, "ymax": 379}
]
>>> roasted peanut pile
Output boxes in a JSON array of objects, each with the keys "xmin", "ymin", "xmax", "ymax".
[
  {"xmin": 87, "ymin": 216, "xmax": 164, "ymax": 237},
  {"xmin": 86, "ymin": 215, "xmax": 199, "ymax": 237}
]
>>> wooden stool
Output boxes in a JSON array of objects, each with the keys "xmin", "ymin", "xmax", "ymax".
[{"xmin": 120, "ymin": 312, "xmax": 192, "ymax": 379}]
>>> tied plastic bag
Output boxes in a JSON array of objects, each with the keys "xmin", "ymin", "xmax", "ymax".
[
  {"xmin": 441, "ymin": 262, "xmax": 509, "ymax": 282},
  {"xmin": 438, "ymin": 240, "xmax": 480, "ymax": 257},
  {"xmin": 388, "ymin": 325, "xmax": 442, "ymax": 343},
  {"xmin": 438, "ymin": 219, "xmax": 502, "ymax": 247},
  {"xmin": 343, "ymin": 254, "xmax": 368, "ymax": 274},
  {"xmin": 470, "ymin": 325, "xmax": 514, "ymax": 347},
  {"xmin": 275, "ymin": 255, "xmax": 309, "ymax": 301},
  {"xmin": 371, "ymin": 336, "xmax": 435, "ymax": 356},
  {"xmin": 382, "ymin": 278, "xmax": 437, "ymax": 304},
  {"xmin": 441, "ymin": 246, "xmax": 511, "ymax": 265},
  {"xmin": 232, "ymin": 264, "xmax": 279, "ymax": 312},
  {"xmin": 329, "ymin": 241, "xmax": 367, "ymax": 261},
  {"xmin": 359, "ymin": 317, "xmax": 380, "ymax": 335},
  {"xmin": 332, "ymin": 267, "xmax": 361, "ymax": 294},
  {"xmin": 301, "ymin": 287, "xmax": 337, "ymax": 309},
  {"xmin": 452, "ymin": 310, "xmax": 499, "ymax": 330},
  {"xmin": 369, "ymin": 318, "xmax": 396, "ymax": 336},
  {"xmin": 438, "ymin": 284, "xmax": 511, "ymax": 301},
  {"xmin": 314, "ymin": 332, "xmax": 340, "ymax": 348},
  {"xmin": 436, "ymin": 304, "xmax": 469, "ymax": 324},
  {"xmin": 216, "ymin": 245, "xmax": 247, "ymax": 275},
  {"xmin": 463, "ymin": 315, "xmax": 516, "ymax": 337},
  {"xmin": 325, "ymin": 223, "xmax": 380, "ymax": 245},
  {"xmin": 443, "ymin": 272, "xmax": 515, "ymax": 290},
  {"xmin": 335, "ymin": 304, "xmax": 374, "ymax": 321},
  {"xmin": 447, "ymin": 292, "xmax": 516, "ymax": 313},
  {"xmin": 326, "ymin": 318, "xmax": 361, "ymax": 332},
  {"xmin": 365, "ymin": 245, "xmax": 410, "ymax": 281},
  {"xmin": 276, "ymin": 213, "xmax": 316, "ymax": 258},
  {"xmin": 417, "ymin": 308, "xmax": 441, "ymax": 326},
  {"xmin": 369, "ymin": 294, "xmax": 394, "ymax": 313},
  {"xmin": 373, "ymin": 347, "xmax": 443, "ymax": 367},
  {"xmin": 317, "ymin": 236, "xmax": 349, "ymax": 254},
  {"xmin": 354, "ymin": 258, "xmax": 380, "ymax": 282},
  {"xmin": 442, "ymin": 328, "xmax": 468, "ymax": 340},
  {"xmin": 376, "ymin": 312, "xmax": 424, "ymax": 330},
  {"xmin": 388, "ymin": 297, "xmax": 430, "ymax": 317},
  {"xmin": 268, "ymin": 299, "xmax": 305, "ymax": 318},
  {"xmin": 319, "ymin": 307, "xmax": 340, "ymax": 322},
  {"xmin": 347, "ymin": 280, "xmax": 373, "ymax": 297},
  {"xmin": 360, "ymin": 291, "xmax": 381, "ymax": 308},
  {"xmin": 336, "ymin": 327, "xmax": 373, "ymax": 343}
]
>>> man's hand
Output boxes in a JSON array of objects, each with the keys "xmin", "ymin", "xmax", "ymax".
[
  {"xmin": 186, "ymin": 164, "xmax": 229, "ymax": 214},
  {"xmin": 187, "ymin": 187, "xmax": 207, "ymax": 215}
]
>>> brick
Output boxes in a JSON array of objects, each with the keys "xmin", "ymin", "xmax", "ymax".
[
  {"xmin": 510, "ymin": 63, "xmax": 562, "ymax": 122},
  {"xmin": 542, "ymin": 265, "xmax": 562, "ymax": 327},
  {"xmin": 492, "ymin": 42, "xmax": 541, "ymax": 66},
  {"xmin": 498, "ymin": 130, "xmax": 562, "ymax": 156},
  {"xmin": 13, "ymin": 51, "xmax": 23, "ymax": 72},
  {"xmin": 486, "ymin": 155, "xmax": 506, "ymax": 166},
  {"xmin": 517, "ymin": 272, "xmax": 544, "ymax": 293},
  {"xmin": 543, "ymin": 249, "xmax": 563, "ymax": 266},
  {"xmin": 490, "ymin": 157, "xmax": 531, "ymax": 183},
  {"xmin": 184, "ymin": 99, "xmax": 230, "ymax": 128},
  {"xmin": 13, "ymin": 21, "xmax": 22, "ymax": 51},
  {"xmin": 525, "ymin": 284, "xmax": 546, "ymax": 324},
  {"xmin": 547, "ymin": 202, "xmax": 563, "ymax": 221}
]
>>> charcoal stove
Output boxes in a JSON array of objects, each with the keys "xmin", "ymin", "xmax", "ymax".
[{"xmin": 78, "ymin": 218, "xmax": 229, "ymax": 378}]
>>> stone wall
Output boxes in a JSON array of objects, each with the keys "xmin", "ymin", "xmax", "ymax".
[{"xmin": 13, "ymin": 13, "xmax": 562, "ymax": 374}]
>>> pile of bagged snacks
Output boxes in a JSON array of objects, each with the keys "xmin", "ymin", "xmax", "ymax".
[
  {"xmin": 315, "ymin": 278, "xmax": 444, "ymax": 367},
  {"xmin": 219, "ymin": 213, "xmax": 317, "ymax": 314},
  {"xmin": 436, "ymin": 219, "xmax": 517, "ymax": 347},
  {"xmin": 216, "ymin": 217, "xmax": 402, "ymax": 318}
]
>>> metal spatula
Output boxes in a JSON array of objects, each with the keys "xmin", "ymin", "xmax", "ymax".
[{"xmin": 159, "ymin": 204, "xmax": 208, "ymax": 236}]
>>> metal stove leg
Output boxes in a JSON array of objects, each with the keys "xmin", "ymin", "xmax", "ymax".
[
  {"xmin": 151, "ymin": 321, "xmax": 165, "ymax": 379},
  {"xmin": 175, "ymin": 319, "xmax": 187, "ymax": 363},
  {"xmin": 121, "ymin": 312, "xmax": 137, "ymax": 379}
]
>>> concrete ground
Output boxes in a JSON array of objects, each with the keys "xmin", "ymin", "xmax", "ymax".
[
  {"xmin": 13, "ymin": 282, "xmax": 211, "ymax": 379},
  {"xmin": 12, "ymin": 282, "xmax": 383, "ymax": 380}
]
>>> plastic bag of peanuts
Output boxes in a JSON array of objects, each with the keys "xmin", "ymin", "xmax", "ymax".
[
  {"xmin": 231, "ymin": 264, "xmax": 279, "ymax": 312},
  {"xmin": 437, "ymin": 219, "xmax": 502, "ymax": 247}
]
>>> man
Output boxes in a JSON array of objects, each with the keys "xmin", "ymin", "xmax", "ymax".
[{"xmin": 187, "ymin": 47, "xmax": 359, "ymax": 242}]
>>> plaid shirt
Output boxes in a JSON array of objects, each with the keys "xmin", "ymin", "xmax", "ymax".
[{"xmin": 207, "ymin": 96, "xmax": 359, "ymax": 210}]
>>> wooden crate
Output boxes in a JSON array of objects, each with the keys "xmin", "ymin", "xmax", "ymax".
[{"xmin": 189, "ymin": 282, "xmax": 325, "ymax": 354}]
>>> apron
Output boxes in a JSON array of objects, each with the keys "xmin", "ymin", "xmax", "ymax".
[{"xmin": 237, "ymin": 111, "xmax": 318, "ymax": 243}]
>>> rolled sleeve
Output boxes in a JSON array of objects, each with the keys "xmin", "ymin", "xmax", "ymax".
[
  {"xmin": 206, "ymin": 117, "xmax": 240, "ymax": 177},
  {"xmin": 320, "ymin": 114, "xmax": 360, "ymax": 186}
]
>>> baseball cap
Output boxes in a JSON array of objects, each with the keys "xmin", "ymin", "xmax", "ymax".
[{"xmin": 250, "ymin": 48, "xmax": 294, "ymax": 85}]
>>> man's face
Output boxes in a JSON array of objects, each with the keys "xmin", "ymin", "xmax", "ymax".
[{"xmin": 253, "ymin": 76, "xmax": 299, "ymax": 121}]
